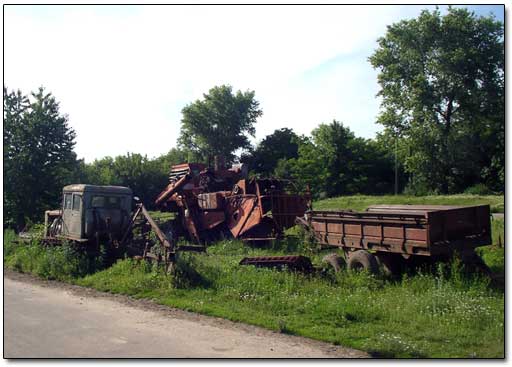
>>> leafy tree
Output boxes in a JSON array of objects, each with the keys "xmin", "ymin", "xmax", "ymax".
[
  {"xmin": 74, "ymin": 147, "xmax": 190, "ymax": 210},
  {"xmin": 369, "ymin": 7, "xmax": 504, "ymax": 193},
  {"xmin": 110, "ymin": 153, "xmax": 166, "ymax": 207},
  {"xmin": 178, "ymin": 85, "xmax": 262, "ymax": 165},
  {"xmin": 154, "ymin": 147, "xmax": 189, "ymax": 174},
  {"xmin": 4, "ymin": 86, "xmax": 77, "ymax": 228},
  {"xmin": 277, "ymin": 136, "xmax": 327, "ymax": 196},
  {"xmin": 79, "ymin": 153, "xmax": 171, "ymax": 209},
  {"xmin": 374, "ymin": 130, "xmax": 408, "ymax": 194},
  {"xmin": 77, "ymin": 157, "xmax": 116, "ymax": 185},
  {"xmin": 242, "ymin": 128, "xmax": 301, "ymax": 176},
  {"xmin": 279, "ymin": 121, "xmax": 394, "ymax": 198}
]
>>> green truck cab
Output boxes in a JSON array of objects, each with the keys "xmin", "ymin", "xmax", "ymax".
[{"xmin": 45, "ymin": 184, "xmax": 133, "ymax": 243}]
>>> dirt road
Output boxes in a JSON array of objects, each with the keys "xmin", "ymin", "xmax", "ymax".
[{"xmin": 4, "ymin": 271, "xmax": 368, "ymax": 358}]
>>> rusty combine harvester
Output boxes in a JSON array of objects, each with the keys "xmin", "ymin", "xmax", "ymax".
[{"xmin": 155, "ymin": 162, "xmax": 311, "ymax": 244}]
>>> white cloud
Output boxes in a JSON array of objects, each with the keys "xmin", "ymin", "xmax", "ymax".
[{"xmin": 5, "ymin": 4, "xmax": 430, "ymax": 162}]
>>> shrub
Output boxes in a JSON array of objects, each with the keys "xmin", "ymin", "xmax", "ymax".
[
  {"xmin": 464, "ymin": 184, "xmax": 494, "ymax": 195},
  {"xmin": 403, "ymin": 179, "xmax": 436, "ymax": 196}
]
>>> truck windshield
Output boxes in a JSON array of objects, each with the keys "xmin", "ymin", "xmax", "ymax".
[{"xmin": 91, "ymin": 195, "xmax": 121, "ymax": 209}]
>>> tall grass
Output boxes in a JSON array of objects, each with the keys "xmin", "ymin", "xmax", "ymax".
[
  {"xmin": 3, "ymin": 228, "xmax": 505, "ymax": 358},
  {"xmin": 4, "ymin": 229, "xmax": 102, "ymax": 281}
]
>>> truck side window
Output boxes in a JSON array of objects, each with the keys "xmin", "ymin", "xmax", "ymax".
[
  {"xmin": 91, "ymin": 196, "xmax": 105, "ymax": 208},
  {"xmin": 106, "ymin": 196, "xmax": 121, "ymax": 209},
  {"xmin": 64, "ymin": 193, "xmax": 72, "ymax": 209},
  {"xmin": 72, "ymin": 194, "xmax": 82, "ymax": 211}
]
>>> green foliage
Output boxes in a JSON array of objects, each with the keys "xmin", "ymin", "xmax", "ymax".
[
  {"xmin": 478, "ymin": 246, "xmax": 504, "ymax": 275},
  {"xmin": 491, "ymin": 218, "xmax": 505, "ymax": 247},
  {"xmin": 242, "ymin": 128, "xmax": 302, "ymax": 176},
  {"xmin": 475, "ymin": 219, "xmax": 504, "ymax": 274},
  {"xmin": 464, "ymin": 184, "xmax": 495, "ymax": 196},
  {"xmin": 4, "ymin": 86, "xmax": 78, "ymax": 228},
  {"xmin": 3, "ymin": 234, "xmax": 102, "ymax": 281},
  {"xmin": 369, "ymin": 7, "xmax": 504, "ymax": 194},
  {"xmin": 179, "ymin": 85, "xmax": 262, "ymax": 165},
  {"xmin": 278, "ymin": 121, "xmax": 395, "ymax": 198},
  {"xmin": 77, "ymin": 148, "xmax": 188, "ymax": 209}
]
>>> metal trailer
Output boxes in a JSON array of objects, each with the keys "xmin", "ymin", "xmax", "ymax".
[{"xmin": 296, "ymin": 204, "xmax": 492, "ymax": 274}]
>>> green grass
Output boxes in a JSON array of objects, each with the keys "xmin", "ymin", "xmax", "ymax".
[
  {"xmin": 3, "ymin": 231, "xmax": 102, "ymax": 281},
  {"xmin": 314, "ymin": 194, "xmax": 504, "ymax": 213},
  {"xmin": 148, "ymin": 211, "xmax": 175, "ymax": 223},
  {"xmin": 4, "ymin": 225, "xmax": 504, "ymax": 358},
  {"xmin": 476, "ymin": 219, "xmax": 504, "ymax": 274}
]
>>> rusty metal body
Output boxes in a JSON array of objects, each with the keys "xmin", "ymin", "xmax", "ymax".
[
  {"xmin": 155, "ymin": 162, "xmax": 310, "ymax": 243},
  {"xmin": 301, "ymin": 204, "xmax": 491, "ymax": 259},
  {"xmin": 44, "ymin": 185, "xmax": 133, "ymax": 244},
  {"xmin": 42, "ymin": 185, "xmax": 177, "ymax": 268}
]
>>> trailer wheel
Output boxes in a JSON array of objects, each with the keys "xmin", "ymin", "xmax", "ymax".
[
  {"xmin": 375, "ymin": 252, "xmax": 403, "ymax": 277},
  {"xmin": 348, "ymin": 250, "xmax": 379, "ymax": 275},
  {"xmin": 460, "ymin": 252, "xmax": 492, "ymax": 276},
  {"xmin": 322, "ymin": 253, "xmax": 345, "ymax": 273}
]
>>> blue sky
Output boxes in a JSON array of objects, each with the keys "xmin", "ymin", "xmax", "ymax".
[{"xmin": 4, "ymin": 4, "xmax": 505, "ymax": 162}]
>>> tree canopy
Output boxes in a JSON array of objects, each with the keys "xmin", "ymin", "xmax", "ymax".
[
  {"xmin": 4, "ymin": 86, "xmax": 77, "ymax": 228},
  {"xmin": 178, "ymin": 85, "xmax": 262, "ymax": 165},
  {"xmin": 242, "ymin": 128, "xmax": 302, "ymax": 176},
  {"xmin": 369, "ymin": 7, "xmax": 504, "ymax": 193},
  {"xmin": 275, "ymin": 121, "xmax": 395, "ymax": 198}
]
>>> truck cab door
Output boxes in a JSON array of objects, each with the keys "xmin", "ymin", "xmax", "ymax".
[
  {"xmin": 61, "ymin": 193, "xmax": 73, "ymax": 237},
  {"xmin": 70, "ymin": 194, "xmax": 83, "ymax": 238},
  {"xmin": 61, "ymin": 193, "xmax": 83, "ymax": 239}
]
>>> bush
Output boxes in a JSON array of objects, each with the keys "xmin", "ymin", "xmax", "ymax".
[
  {"xmin": 464, "ymin": 184, "xmax": 495, "ymax": 195},
  {"xmin": 3, "ymin": 229, "xmax": 18, "ymax": 258},
  {"xmin": 402, "ymin": 178, "xmax": 436, "ymax": 196},
  {"xmin": 3, "ymin": 233, "xmax": 104, "ymax": 281},
  {"xmin": 171, "ymin": 252, "xmax": 211, "ymax": 289}
]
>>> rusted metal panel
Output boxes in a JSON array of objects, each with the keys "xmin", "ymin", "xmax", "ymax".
[
  {"xmin": 140, "ymin": 204, "xmax": 173, "ymax": 250},
  {"xmin": 198, "ymin": 192, "xmax": 225, "ymax": 210},
  {"xmin": 405, "ymin": 227, "xmax": 427, "ymax": 241},
  {"xmin": 327, "ymin": 222, "xmax": 343, "ymax": 233},
  {"xmin": 304, "ymin": 204, "xmax": 491, "ymax": 258},
  {"xmin": 200, "ymin": 211, "xmax": 225, "ymax": 230},
  {"xmin": 226, "ymin": 195, "xmax": 259, "ymax": 237},
  {"xmin": 383, "ymin": 226, "xmax": 403, "ymax": 239},
  {"xmin": 155, "ymin": 174, "xmax": 188, "ymax": 205},
  {"xmin": 345, "ymin": 224, "xmax": 361, "ymax": 236},
  {"xmin": 363, "ymin": 225, "xmax": 380, "ymax": 237}
]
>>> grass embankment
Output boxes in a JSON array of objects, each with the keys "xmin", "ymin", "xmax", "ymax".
[
  {"xmin": 3, "ymin": 218, "xmax": 504, "ymax": 358},
  {"xmin": 314, "ymin": 194, "xmax": 504, "ymax": 213}
]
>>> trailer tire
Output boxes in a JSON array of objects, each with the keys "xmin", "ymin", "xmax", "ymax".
[
  {"xmin": 322, "ymin": 253, "xmax": 345, "ymax": 273},
  {"xmin": 375, "ymin": 252, "xmax": 403, "ymax": 277},
  {"xmin": 348, "ymin": 250, "xmax": 379, "ymax": 275},
  {"xmin": 460, "ymin": 252, "xmax": 492, "ymax": 276}
]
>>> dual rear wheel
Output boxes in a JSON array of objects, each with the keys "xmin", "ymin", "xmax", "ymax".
[{"xmin": 322, "ymin": 250, "xmax": 402, "ymax": 276}]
